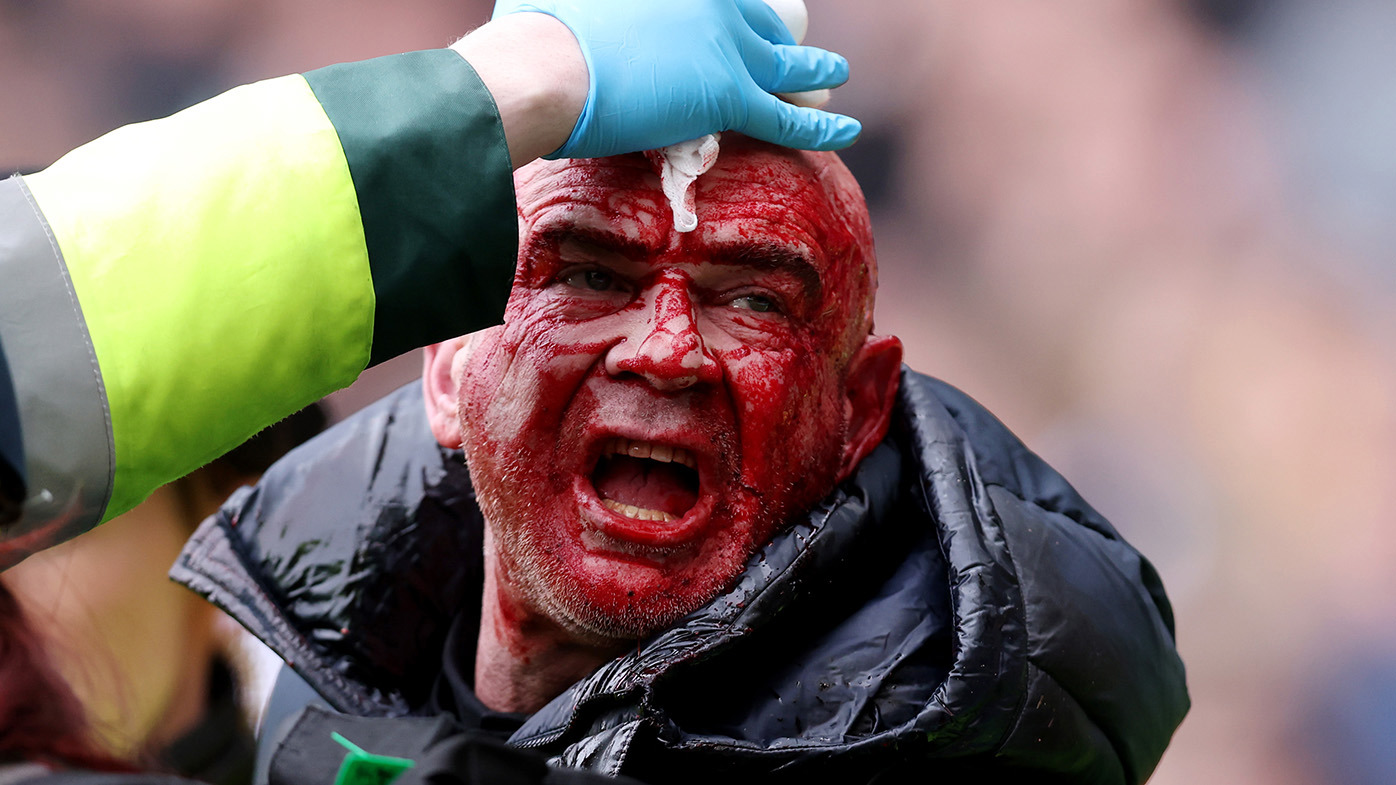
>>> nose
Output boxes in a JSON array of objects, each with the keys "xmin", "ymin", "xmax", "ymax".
[{"xmin": 605, "ymin": 275, "xmax": 720, "ymax": 391}]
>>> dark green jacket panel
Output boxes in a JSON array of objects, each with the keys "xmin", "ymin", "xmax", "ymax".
[{"xmin": 305, "ymin": 51, "xmax": 518, "ymax": 365}]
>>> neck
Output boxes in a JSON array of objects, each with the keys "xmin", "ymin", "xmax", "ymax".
[{"xmin": 473, "ymin": 545, "xmax": 628, "ymax": 714}]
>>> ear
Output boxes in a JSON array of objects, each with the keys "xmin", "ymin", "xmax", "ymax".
[
  {"xmin": 422, "ymin": 336, "xmax": 470, "ymax": 449},
  {"xmin": 837, "ymin": 334, "xmax": 903, "ymax": 481}
]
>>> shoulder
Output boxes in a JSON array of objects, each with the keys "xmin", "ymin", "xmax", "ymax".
[
  {"xmin": 173, "ymin": 380, "xmax": 484, "ymax": 717},
  {"xmin": 896, "ymin": 369, "xmax": 1117, "ymax": 538}
]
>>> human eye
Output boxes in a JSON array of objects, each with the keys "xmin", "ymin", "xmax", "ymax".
[
  {"xmin": 561, "ymin": 268, "xmax": 621, "ymax": 293},
  {"xmin": 727, "ymin": 293, "xmax": 783, "ymax": 315}
]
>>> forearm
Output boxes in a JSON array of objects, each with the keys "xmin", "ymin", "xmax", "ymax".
[
  {"xmin": 0, "ymin": 54, "xmax": 517, "ymax": 565},
  {"xmin": 0, "ymin": 0, "xmax": 863, "ymax": 566},
  {"xmin": 450, "ymin": 13, "xmax": 588, "ymax": 167}
]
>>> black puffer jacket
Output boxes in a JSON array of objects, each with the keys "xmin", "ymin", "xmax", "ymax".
[{"xmin": 173, "ymin": 370, "xmax": 1188, "ymax": 784}]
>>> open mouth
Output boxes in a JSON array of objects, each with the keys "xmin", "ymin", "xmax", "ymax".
[{"xmin": 590, "ymin": 437, "xmax": 701, "ymax": 524}]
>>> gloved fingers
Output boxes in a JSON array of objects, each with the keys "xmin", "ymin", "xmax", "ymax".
[
  {"xmin": 741, "ymin": 91, "xmax": 861, "ymax": 151},
  {"xmin": 735, "ymin": 0, "xmax": 796, "ymax": 45},
  {"xmin": 755, "ymin": 42, "xmax": 850, "ymax": 93},
  {"xmin": 482, "ymin": 0, "xmax": 862, "ymax": 156}
]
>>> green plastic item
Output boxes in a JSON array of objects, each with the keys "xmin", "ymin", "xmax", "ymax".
[{"xmin": 330, "ymin": 731, "xmax": 416, "ymax": 785}]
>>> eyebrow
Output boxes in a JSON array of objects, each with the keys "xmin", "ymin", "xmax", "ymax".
[
  {"xmin": 710, "ymin": 242, "xmax": 823, "ymax": 304},
  {"xmin": 538, "ymin": 226, "xmax": 652, "ymax": 261}
]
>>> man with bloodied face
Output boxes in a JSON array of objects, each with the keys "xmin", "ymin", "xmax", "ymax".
[
  {"xmin": 418, "ymin": 136, "xmax": 903, "ymax": 711},
  {"xmin": 175, "ymin": 138, "xmax": 1188, "ymax": 784}
]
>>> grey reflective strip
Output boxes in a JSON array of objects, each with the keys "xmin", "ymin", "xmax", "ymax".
[
  {"xmin": 0, "ymin": 763, "xmax": 51, "ymax": 785},
  {"xmin": 0, "ymin": 175, "xmax": 113, "ymax": 568}
]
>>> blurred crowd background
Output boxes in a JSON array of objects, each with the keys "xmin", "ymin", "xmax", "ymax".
[{"xmin": 3, "ymin": 1, "xmax": 1394, "ymax": 783}]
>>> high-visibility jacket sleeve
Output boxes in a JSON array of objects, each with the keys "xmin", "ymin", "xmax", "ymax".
[{"xmin": 0, "ymin": 50, "xmax": 517, "ymax": 568}]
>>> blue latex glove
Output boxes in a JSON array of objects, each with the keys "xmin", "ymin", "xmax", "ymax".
[{"xmin": 492, "ymin": 0, "xmax": 860, "ymax": 158}]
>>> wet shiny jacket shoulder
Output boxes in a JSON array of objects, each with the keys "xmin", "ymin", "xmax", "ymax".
[{"xmin": 173, "ymin": 369, "xmax": 1188, "ymax": 784}]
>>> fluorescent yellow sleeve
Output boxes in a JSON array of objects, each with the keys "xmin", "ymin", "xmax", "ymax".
[{"xmin": 25, "ymin": 74, "xmax": 375, "ymax": 521}]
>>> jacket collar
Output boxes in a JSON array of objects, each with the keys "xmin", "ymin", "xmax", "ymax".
[{"xmin": 173, "ymin": 370, "xmax": 1189, "ymax": 782}]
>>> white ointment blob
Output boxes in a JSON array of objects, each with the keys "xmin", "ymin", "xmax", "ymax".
[{"xmin": 652, "ymin": 134, "xmax": 722, "ymax": 233}]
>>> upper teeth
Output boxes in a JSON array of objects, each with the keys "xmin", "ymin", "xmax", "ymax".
[
  {"xmin": 605, "ymin": 438, "xmax": 697, "ymax": 470},
  {"xmin": 602, "ymin": 499, "xmax": 677, "ymax": 522}
]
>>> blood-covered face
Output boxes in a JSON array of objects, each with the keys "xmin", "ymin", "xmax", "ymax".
[{"xmin": 426, "ymin": 137, "xmax": 901, "ymax": 641}]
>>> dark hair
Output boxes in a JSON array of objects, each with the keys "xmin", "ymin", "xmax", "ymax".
[{"xmin": 0, "ymin": 581, "xmax": 133, "ymax": 771}]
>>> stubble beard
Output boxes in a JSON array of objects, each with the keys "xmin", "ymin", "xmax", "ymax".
[
  {"xmin": 456, "ymin": 378, "xmax": 850, "ymax": 645},
  {"xmin": 461, "ymin": 428, "xmax": 798, "ymax": 644},
  {"xmin": 470, "ymin": 463, "xmax": 776, "ymax": 643}
]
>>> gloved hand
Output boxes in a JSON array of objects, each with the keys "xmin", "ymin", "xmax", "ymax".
[{"xmin": 491, "ymin": 0, "xmax": 860, "ymax": 158}]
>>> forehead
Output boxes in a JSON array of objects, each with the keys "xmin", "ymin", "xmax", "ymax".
[{"xmin": 514, "ymin": 141, "xmax": 868, "ymax": 278}]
